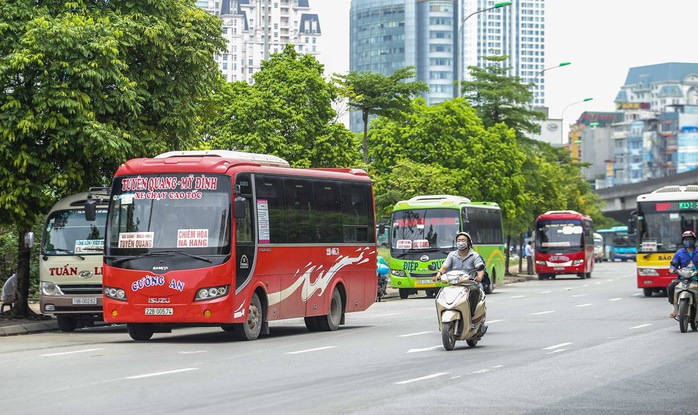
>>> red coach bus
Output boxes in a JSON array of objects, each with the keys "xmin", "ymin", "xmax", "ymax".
[
  {"xmin": 100, "ymin": 150, "xmax": 377, "ymax": 341},
  {"xmin": 533, "ymin": 210, "xmax": 594, "ymax": 280}
]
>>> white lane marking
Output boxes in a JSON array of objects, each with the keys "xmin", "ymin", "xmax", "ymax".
[
  {"xmin": 510, "ymin": 295, "xmax": 525, "ymax": 299},
  {"xmin": 543, "ymin": 342, "xmax": 572, "ymax": 350},
  {"xmin": 373, "ymin": 312, "xmax": 401, "ymax": 317},
  {"xmin": 41, "ymin": 348, "xmax": 103, "ymax": 357},
  {"xmin": 610, "ymin": 298, "xmax": 622, "ymax": 301},
  {"xmin": 630, "ymin": 324, "xmax": 652, "ymax": 330},
  {"xmin": 178, "ymin": 351, "xmax": 207, "ymax": 354},
  {"xmin": 407, "ymin": 346, "xmax": 442, "ymax": 353},
  {"xmin": 126, "ymin": 368, "xmax": 198, "ymax": 379},
  {"xmin": 286, "ymin": 346, "xmax": 337, "ymax": 355},
  {"xmin": 487, "ymin": 319, "xmax": 504, "ymax": 323},
  {"xmin": 398, "ymin": 331, "xmax": 431, "ymax": 338},
  {"xmin": 395, "ymin": 372, "xmax": 449, "ymax": 385},
  {"xmin": 632, "ymin": 293, "xmax": 642, "ymax": 297},
  {"xmin": 472, "ymin": 369, "xmax": 490, "ymax": 374},
  {"xmin": 576, "ymin": 303, "xmax": 593, "ymax": 308},
  {"xmin": 547, "ymin": 349, "xmax": 568, "ymax": 354},
  {"xmin": 540, "ymin": 291, "xmax": 552, "ymax": 294},
  {"xmin": 532, "ymin": 310, "xmax": 555, "ymax": 315},
  {"xmin": 572, "ymin": 294, "xmax": 587, "ymax": 298}
]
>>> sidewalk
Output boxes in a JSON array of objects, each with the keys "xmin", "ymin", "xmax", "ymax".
[{"xmin": 0, "ymin": 302, "xmax": 58, "ymax": 337}]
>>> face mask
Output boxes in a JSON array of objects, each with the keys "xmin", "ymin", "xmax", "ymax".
[
  {"xmin": 457, "ymin": 241, "xmax": 469, "ymax": 251},
  {"xmin": 684, "ymin": 240, "xmax": 696, "ymax": 248}
]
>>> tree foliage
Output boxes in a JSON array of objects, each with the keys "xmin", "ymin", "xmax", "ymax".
[
  {"xmin": 368, "ymin": 98, "xmax": 528, "ymax": 232},
  {"xmin": 204, "ymin": 45, "xmax": 360, "ymax": 168},
  {"xmin": 334, "ymin": 67, "xmax": 428, "ymax": 162},
  {"xmin": 0, "ymin": 0, "xmax": 225, "ymax": 315},
  {"xmin": 461, "ymin": 55, "xmax": 546, "ymax": 139}
]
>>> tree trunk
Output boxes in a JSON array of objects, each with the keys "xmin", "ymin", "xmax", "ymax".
[
  {"xmin": 15, "ymin": 230, "xmax": 31, "ymax": 316},
  {"xmin": 362, "ymin": 109, "xmax": 369, "ymax": 163}
]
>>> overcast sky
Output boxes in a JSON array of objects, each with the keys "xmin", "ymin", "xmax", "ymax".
[{"xmin": 312, "ymin": 0, "xmax": 698, "ymax": 134}]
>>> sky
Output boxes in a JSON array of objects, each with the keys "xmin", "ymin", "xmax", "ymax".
[{"xmin": 312, "ymin": 0, "xmax": 698, "ymax": 135}]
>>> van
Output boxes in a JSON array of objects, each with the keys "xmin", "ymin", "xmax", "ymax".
[{"xmin": 593, "ymin": 232, "xmax": 604, "ymax": 263}]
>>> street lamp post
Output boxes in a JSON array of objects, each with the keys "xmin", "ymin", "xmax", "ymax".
[
  {"xmin": 531, "ymin": 62, "xmax": 571, "ymax": 107},
  {"xmin": 456, "ymin": 1, "xmax": 512, "ymax": 98},
  {"xmin": 561, "ymin": 97, "xmax": 593, "ymax": 145}
]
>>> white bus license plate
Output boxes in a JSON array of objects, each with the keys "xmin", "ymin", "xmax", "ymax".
[
  {"xmin": 72, "ymin": 298, "xmax": 97, "ymax": 305},
  {"xmin": 145, "ymin": 308, "xmax": 173, "ymax": 316}
]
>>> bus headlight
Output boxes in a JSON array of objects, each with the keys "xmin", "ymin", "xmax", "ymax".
[
  {"xmin": 391, "ymin": 270, "xmax": 406, "ymax": 277},
  {"xmin": 195, "ymin": 285, "xmax": 229, "ymax": 301},
  {"xmin": 572, "ymin": 259, "xmax": 584, "ymax": 265},
  {"xmin": 638, "ymin": 268, "xmax": 660, "ymax": 277},
  {"xmin": 104, "ymin": 286, "xmax": 127, "ymax": 301},
  {"xmin": 40, "ymin": 281, "xmax": 64, "ymax": 296}
]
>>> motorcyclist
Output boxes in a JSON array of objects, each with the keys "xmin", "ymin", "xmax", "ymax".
[
  {"xmin": 432, "ymin": 232, "xmax": 485, "ymax": 328},
  {"xmin": 667, "ymin": 230, "xmax": 698, "ymax": 318}
]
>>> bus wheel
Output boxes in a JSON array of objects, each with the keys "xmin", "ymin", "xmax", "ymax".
[
  {"xmin": 642, "ymin": 288, "xmax": 653, "ymax": 297},
  {"xmin": 234, "ymin": 293, "xmax": 263, "ymax": 341},
  {"xmin": 127, "ymin": 323, "xmax": 154, "ymax": 341},
  {"xmin": 399, "ymin": 289, "xmax": 410, "ymax": 299},
  {"xmin": 304, "ymin": 317, "xmax": 320, "ymax": 332},
  {"xmin": 57, "ymin": 316, "xmax": 77, "ymax": 332},
  {"xmin": 318, "ymin": 289, "xmax": 343, "ymax": 331}
]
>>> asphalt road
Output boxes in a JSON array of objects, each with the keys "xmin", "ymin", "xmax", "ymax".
[{"xmin": 1, "ymin": 261, "xmax": 690, "ymax": 414}]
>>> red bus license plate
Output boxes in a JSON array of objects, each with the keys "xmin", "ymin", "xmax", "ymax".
[{"xmin": 145, "ymin": 308, "xmax": 173, "ymax": 316}]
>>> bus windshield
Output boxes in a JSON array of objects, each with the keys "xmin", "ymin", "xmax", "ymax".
[
  {"xmin": 390, "ymin": 209, "xmax": 459, "ymax": 251},
  {"xmin": 535, "ymin": 220, "xmax": 584, "ymax": 253},
  {"xmin": 638, "ymin": 202, "xmax": 698, "ymax": 252},
  {"xmin": 105, "ymin": 173, "xmax": 232, "ymax": 257},
  {"xmin": 42, "ymin": 209, "xmax": 107, "ymax": 255}
]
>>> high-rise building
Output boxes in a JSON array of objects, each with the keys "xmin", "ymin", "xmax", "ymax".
[
  {"xmin": 349, "ymin": 0, "xmax": 546, "ymax": 131},
  {"xmin": 197, "ymin": 0, "xmax": 321, "ymax": 83}
]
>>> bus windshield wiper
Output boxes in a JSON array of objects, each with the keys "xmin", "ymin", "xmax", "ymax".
[
  {"xmin": 112, "ymin": 250, "xmax": 212, "ymax": 265},
  {"xmin": 50, "ymin": 248, "xmax": 85, "ymax": 260}
]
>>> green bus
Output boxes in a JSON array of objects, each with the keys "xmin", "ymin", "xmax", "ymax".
[{"xmin": 387, "ymin": 195, "xmax": 505, "ymax": 298}]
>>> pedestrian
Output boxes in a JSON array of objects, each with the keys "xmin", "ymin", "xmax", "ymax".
[
  {"xmin": 1, "ymin": 272, "xmax": 18, "ymax": 312},
  {"xmin": 525, "ymin": 241, "xmax": 534, "ymax": 275}
]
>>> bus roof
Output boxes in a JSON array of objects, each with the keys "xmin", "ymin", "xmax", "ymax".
[
  {"xmin": 536, "ymin": 210, "xmax": 591, "ymax": 221},
  {"xmin": 637, "ymin": 185, "xmax": 698, "ymax": 202},
  {"xmin": 48, "ymin": 187, "xmax": 110, "ymax": 213},
  {"xmin": 392, "ymin": 195, "xmax": 500, "ymax": 210},
  {"xmin": 117, "ymin": 151, "xmax": 370, "ymax": 180}
]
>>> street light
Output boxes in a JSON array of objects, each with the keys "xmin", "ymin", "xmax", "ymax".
[
  {"xmin": 561, "ymin": 97, "xmax": 593, "ymax": 144},
  {"xmin": 531, "ymin": 62, "xmax": 571, "ymax": 106},
  {"xmin": 456, "ymin": 1, "xmax": 512, "ymax": 98}
]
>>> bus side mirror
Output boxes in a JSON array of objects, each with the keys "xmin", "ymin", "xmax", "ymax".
[
  {"xmin": 24, "ymin": 232, "xmax": 34, "ymax": 248},
  {"xmin": 378, "ymin": 224, "xmax": 385, "ymax": 234},
  {"xmin": 85, "ymin": 198, "xmax": 97, "ymax": 221},
  {"xmin": 234, "ymin": 196, "xmax": 247, "ymax": 218},
  {"xmin": 628, "ymin": 211, "xmax": 637, "ymax": 235}
]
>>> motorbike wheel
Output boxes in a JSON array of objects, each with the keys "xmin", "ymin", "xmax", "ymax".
[
  {"xmin": 691, "ymin": 306, "xmax": 698, "ymax": 331},
  {"xmin": 466, "ymin": 338, "xmax": 479, "ymax": 348},
  {"xmin": 678, "ymin": 299, "xmax": 689, "ymax": 333},
  {"xmin": 441, "ymin": 321, "xmax": 456, "ymax": 351}
]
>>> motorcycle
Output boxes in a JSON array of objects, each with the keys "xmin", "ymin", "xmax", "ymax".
[
  {"xmin": 377, "ymin": 263, "xmax": 390, "ymax": 302},
  {"xmin": 674, "ymin": 267, "xmax": 698, "ymax": 333},
  {"xmin": 435, "ymin": 270, "xmax": 487, "ymax": 350}
]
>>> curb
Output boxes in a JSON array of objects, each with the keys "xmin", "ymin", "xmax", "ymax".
[{"xmin": 0, "ymin": 319, "xmax": 59, "ymax": 337}]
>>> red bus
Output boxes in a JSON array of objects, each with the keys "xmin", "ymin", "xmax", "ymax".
[
  {"xmin": 101, "ymin": 150, "xmax": 377, "ymax": 341},
  {"xmin": 533, "ymin": 210, "xmax": 594, "ymax": 280}
]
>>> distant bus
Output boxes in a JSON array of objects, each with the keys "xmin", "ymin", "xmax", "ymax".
[
  {"xmin": 593, "ymin": 232, "xmax": 604, "ymax": 263},
  {"xmin": 533, "ymin": 210, "xmax": 594, "ymax": 279},
  {"xmin": 101, "ymin": 150, "xmax": 377, "ymax": 341},
  {"xmin": 634, "ymin": 185, "xmax": 698, "ymax": 297},
  {"xmin": 387, "ymin": 195, "xmax": 505, "ymax": 297},
  {"xmin": 596, "ymin": 226, "xmax": 636, "ymax": 262},
  {"xmin": 39, "ymin": 188, "xmax": 109, "ymax": 331}
]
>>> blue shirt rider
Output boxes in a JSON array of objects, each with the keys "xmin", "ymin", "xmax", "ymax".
[{"xmin": 667, "ymin": 230, "xmax": 698, "ymax": 319}]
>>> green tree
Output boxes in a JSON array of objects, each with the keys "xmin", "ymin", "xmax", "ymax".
[
  {"xmin": 0, "ymin": 0, "xmax": 225, "ymax": 315},
  {"xmin": 204, "ymin": 45, "xmax": 360, "ymax": 168},
  {"xmin": 461, "ymin": 55, "xmax": 546, "ymax": 139},
  {"xmin": 368, "ymin": 98, "xmax": 528, "ymax": 232},
  {"xmin": 334, "ymin": 67, "xmax": 428, "ymax": 163}
]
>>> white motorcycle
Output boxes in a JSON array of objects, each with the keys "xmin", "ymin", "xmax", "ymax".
[
  {"xmin": 435, "ymin": 270, "xmax": 487, "ymax": 351},
  {"xmin": 674, "ymin": 268, "xmax": 698, "ymax": 333}
]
